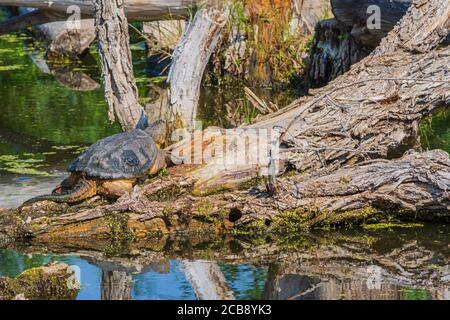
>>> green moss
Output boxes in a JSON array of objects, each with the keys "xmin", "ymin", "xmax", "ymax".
[
  {"xmin": 105, "ymin": 212, "xmax": 133, "ymax": 241},
  {"xmin": 362, "ymin": 223, "xmax": 424, "ymax": 230},
  {"xmin": 0, "ymin": 264, "xmax": 79, "ymax": 300},
  {"xmin": 195, "ymin": 200, "xmax": 222, "ymax": 224},
  {"xmin": 271, "ymin": 208, "xmax": 311, "ymax": 233},
  {"xmin": 157, "ymin": 167, "xmax": 169, "ymax": 177},
  {"xmin": 238, "ymin": 175, "xmax": 265, "ymax": 190}
]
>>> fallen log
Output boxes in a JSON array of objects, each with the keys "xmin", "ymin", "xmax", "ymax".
[
  {"xmin": 18, "ymin": 8, "xmax": 95, "ymax": 57},
  {"xmin": 0, "ymin": 0, "xmax": 200, "ymax": 22},
  {"xmin": 180, "ymin": 0, "xmax": 450, "ymax": 193},
  {"xmin": 0, "ymin": 262, "xmax": 80, "ymax": 300},
  {"xmin": 0, "ymin": 150, "xmax": 448, "ymax": 243}
]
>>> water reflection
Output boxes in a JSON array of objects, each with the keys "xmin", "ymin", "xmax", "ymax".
[{"xmin": 1, "ymin": 225, "xmax": 448, "ymax": 300}]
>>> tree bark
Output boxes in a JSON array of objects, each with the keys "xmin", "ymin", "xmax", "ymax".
[{"xmin": 93, "ymin": 0, "xmax": 143, "ymax": 131}]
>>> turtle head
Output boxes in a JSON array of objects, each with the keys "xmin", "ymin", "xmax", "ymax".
[{"xmin": 145, "ymin": 119, "xmax": 167, "ymax": 147}]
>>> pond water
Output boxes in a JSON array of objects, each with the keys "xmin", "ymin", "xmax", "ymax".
[
  {"xmin": 0, "ymin": 29, "xmax": 448, "ymax": 300},
  {"xmin": 1, "ymin": 224, "xmax": 449, "ymax": 300}
]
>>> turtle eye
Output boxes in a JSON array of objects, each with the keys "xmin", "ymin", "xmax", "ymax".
[{"xmin": 122, "ymin": 150, "xmax": 140, "ymax": 166}]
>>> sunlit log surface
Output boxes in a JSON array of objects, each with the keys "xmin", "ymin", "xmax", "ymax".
[{"xmin": 0, "ymin": 0, "xmax": 199, "ymax": 21}]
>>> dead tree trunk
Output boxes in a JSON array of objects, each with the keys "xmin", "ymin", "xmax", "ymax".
[
  {"xmin": 167, "ymin": 8, "xmax": 227, "ymax": 129},
  {"xmin": 93, "ymin": 0, "xmax": 143, "ymax": 131},
  {"xmin": 331, "ymin": 0, "xmax": 450, "ymax": 47}
]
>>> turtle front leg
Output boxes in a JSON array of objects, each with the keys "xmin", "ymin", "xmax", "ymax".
[
  {"xmin": 97, "ymin": 179, "xmax": 134, "ymax": 198},
  {"xmin": 52, "ymin": 172, "xmax": 82, "ymax": 194}
]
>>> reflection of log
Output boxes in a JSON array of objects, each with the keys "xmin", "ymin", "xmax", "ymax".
[
  {"xmin": 52, "ymin": 67, "xmax": 100, "ymax": 91},
  {"xmin": 0, "ymin": 263, "xmax": 79, "ymax": 300},
  {"xmin": 180, "ymin": 260, "xmax": 234, "ymax": 300},
  {"xmin": 0, "ymin": 1, "xmax": 449, "ymax": 240},
  {"xmin": 10, "ymin": 229, "xmax": 450, "ymax": 300},
  {"xmin": 101, "ymin": 270, "xmax": 132, "ymax": 300},
  {"xmin": 0, "ymin": 0, "xmax": 200, "ymax": 22},
  {"xmin": 27, "ymin": 41, "xmax": 100, "ymax": 91},
  {"xmin": 17, "ymin": 8, "xmax": 95, "ymax": 57},
  {"xmin": 167, "ymin": 8, "xmax": 227, "ymax": 129}
]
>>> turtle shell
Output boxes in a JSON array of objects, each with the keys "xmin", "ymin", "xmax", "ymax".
[{"xmin": 68, "ymin": 129, "xmax": 158, "ymax": 179}]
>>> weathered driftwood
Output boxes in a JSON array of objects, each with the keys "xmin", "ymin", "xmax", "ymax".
[
  {"xmin": 0, "ymin": 0, "xmax": 200, "ymax": 22},
  {"xmin": 93, "ymin": 0, "xmax": 143, "ymax": 131},
  {"xmin": 0, "ymin": 262, "xmax": 79, "ymax": 300},
  {"xmin": 167, "ymin": 8, "xmax": 227, "ymax": 129},
  {"xmin": 18, "ymin": 8, "xmax": 95, "ymax": 57}
]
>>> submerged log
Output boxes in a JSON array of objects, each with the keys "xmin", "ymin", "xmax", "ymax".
[{"xmin": 0, "ymin": 262, "xmax": 80, "ymax": 300}]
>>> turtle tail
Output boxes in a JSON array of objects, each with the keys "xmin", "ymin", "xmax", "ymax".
[{"xmin": 23, "ymin": 178, "xmax": 97, "ymax": 205}]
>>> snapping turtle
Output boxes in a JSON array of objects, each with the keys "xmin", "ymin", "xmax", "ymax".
[{"xmin": 24, "ymin": 120, "xmax": 168, "ymax": 204}]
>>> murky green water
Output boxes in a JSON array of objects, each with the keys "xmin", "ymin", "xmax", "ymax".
[{"xmin": 0, "ymin": 25, "xmax": 448, "ymax": 300}]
